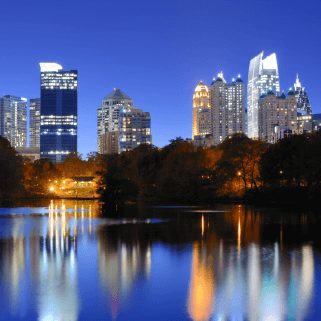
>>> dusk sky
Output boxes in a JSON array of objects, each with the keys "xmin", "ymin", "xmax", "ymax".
[{"xmin": 0, "ymin": 0, "xmax": 320, "ymax": 156}]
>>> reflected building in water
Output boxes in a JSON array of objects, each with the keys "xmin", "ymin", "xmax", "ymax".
[
  {"xmin": 187, "ymin": 209, "xmax": 315, "ymax": 321},
  {"xmin": 35, "ymin": 201, "xmax": 79, "ymax": 321},
  {"xmin": 0, "ymin": 200, "xmax": 99, "ymax": 321},
  {"xmin": 0, "ymin": 221, "xmax": 26, "ymax": 311},
  {"xmin": 98, "ymin": 225, "xmax": 152, "ymax": 319}
]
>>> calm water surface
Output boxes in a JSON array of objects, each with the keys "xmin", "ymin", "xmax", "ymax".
[{"xmin": 0, "ymin": 200, "xmax": 320, "ymax": 321}]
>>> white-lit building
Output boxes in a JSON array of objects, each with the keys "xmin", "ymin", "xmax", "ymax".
[
  {"xmin": 98, "ymin": 89, "xmax": 151, "ymax": 154},
  {"xmin": 248, "ymin": 52, "xmax": 280, "ymax": 139},
  {"xmin": 192, "ymin": 73, "xmax": 245, "ymax": 146},
  {"xmin": 119, "ymin": 107, "xmax": 151, "ymax": 153},
  {"xmin": 0, "ymin": 95, "xmax": 27, "ymax": 148},
  {"xmin": 258, "ymin": 91, "xmax": 297, "ymax": 143},
  {"xmin": 293, "ymin": 74, "xmax": 313, "ymax": 134},
  {"xmin": 97, "ymin": 89, "xmax": 133, "ymax": 154},
  {"xmin": 210, "ymin": 72, "xmax": 245, "ymax": 144},
  {"xmin": 30, "ymin": 98, "xmax": 41, "ymax": 148}
]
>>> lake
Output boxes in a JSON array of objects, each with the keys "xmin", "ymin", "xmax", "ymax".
[{"xmin": 0, "ymin": 199, "xmax": 320, "ymax": 321}]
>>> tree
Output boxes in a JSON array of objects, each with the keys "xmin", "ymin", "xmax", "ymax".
[
  {"xmin": 0, "ymin": 136, "xmax": 24, "ymax": 199},
  {"xmin": 29, "ymin": 158, "xmax": 60, "ymax": 194},
  {"xmin": 216, "ymin": 134, "xmax": 267, "ymax": 194}
]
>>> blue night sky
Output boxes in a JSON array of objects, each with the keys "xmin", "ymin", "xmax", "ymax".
[{"xmin": 0, "ymin": 0, "xmax": 320, "ymax": 156}]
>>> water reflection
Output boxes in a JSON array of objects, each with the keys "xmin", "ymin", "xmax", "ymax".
[
  {"xmin": 186, "ymin": 209, "xmax": 315, "ymax": 321},
  {"xmin": 98, "ymin": 226, "xmax": 152, "ymax": 319},
  {"xmin": 0, "ymin": 200, "xmax": 99, "ymax": 321},
  {"xmin": 0, "ymin": 201, "xmax": 319, "ymax": 320}
]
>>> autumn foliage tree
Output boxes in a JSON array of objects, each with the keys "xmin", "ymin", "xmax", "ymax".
[{"xmin": 215, "ymin": 134, "xmax": 268, "ymax": 194}]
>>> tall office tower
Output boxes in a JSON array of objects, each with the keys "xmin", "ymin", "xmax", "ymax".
[
  {"xmin": 258, "ymin": 91, "xmax": 297, "ymax": 143},
  {"xmin": 97, "ymin": 88, "xmax": 133, "ymax": 154},
  {"xmin": 0, "ymin": 95, "xmax": 27, "ymax": 148},
  {"xmin": 29, "ymin": 98, "xmax": 41, "ymax": 148},
  {"xmin": 192, "ymin": 81, "xmax": 211, "ymax": 139},
  {"xmin": 118, "ymin": 107, "xmax": 152, "ymax": 153},
  {"xmin": 40, "ymin": 63, "xmax": 78, "ymax": 163},
  {"xmin": 248, "ymin": 52, "xmax": 280, "ymax": 139},
  {"xmin": 209, "ymin": 72, "xmax": 245, "ymax": 145},
  {"xmin": 294, "ymin": 74, "xmax": 312, "ymax": 115}
]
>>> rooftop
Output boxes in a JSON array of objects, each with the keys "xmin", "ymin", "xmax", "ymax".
[{"xmin": 104, "ymin": 88, "xmax": 132, "ymax": 101}]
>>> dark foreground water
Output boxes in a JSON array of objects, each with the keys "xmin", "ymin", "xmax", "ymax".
[{"xmin": 0, "ymin": 200, "xmax": 320, "ymax": 321}]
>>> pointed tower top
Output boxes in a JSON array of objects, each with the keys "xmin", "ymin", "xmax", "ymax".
[{"xmin": 294, "ymin": 73, "xmax": 302, "ymax": 90}]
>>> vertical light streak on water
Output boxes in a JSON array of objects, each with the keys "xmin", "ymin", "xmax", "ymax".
[{"xmin": 247, "ymin": 244, "xmax": 260, "ymax": 321}]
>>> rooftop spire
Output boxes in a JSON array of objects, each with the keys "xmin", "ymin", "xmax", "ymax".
[{"xmin": 294, "ymin": 73, "xmax": 302, "ymax": 90}]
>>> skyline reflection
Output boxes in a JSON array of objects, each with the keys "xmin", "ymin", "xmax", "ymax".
[
  {"xmin": 0, "ymin": 201, "xmax": 319, "ymax": 320},
  {"xmin": 186, "ymin": 209, "xmax": 315, "ymax": 321}
]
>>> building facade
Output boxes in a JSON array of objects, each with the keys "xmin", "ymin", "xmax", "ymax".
[
  {"xmin": 258, "ymin": 91, "xmax": 297, "ymax": 143},
  {"xmin": 210, "ymin": 73, "xmax": 245, "ymax": 144},
  {"xmin": 97, "ymin": 89, "xmax": 133, "ymax": 154},
  {"xmin": 30, "ymin": 98, "xmax": 41, "ymax": 148},
  {"xmin": 119, "ymin": 107, "xmax": 151, "ymax": 153},
  {"xmin": 294, "ymin": 74, "xmax": 312, "ymax": 115},
  {"xmin": 0, "ymin": 95, "xmax": 27, "ymax": 148},
  {"xmin": 248, "ymin": 52, "xmax": 280, "ymax": 139},
  {"xmin": 40, "ymin": 63, "xmax": 78, "ymax": 163},
  {"xmin": 192, "ymin": 73, "xmax": 245, "ymax": 146},
  {"xmin": 97, "ymin": 89, "xmax": 151, "ymax": 154},
  {"xmin": 192, "ymin": 81, "xmax": 211, "ymax": 139}
]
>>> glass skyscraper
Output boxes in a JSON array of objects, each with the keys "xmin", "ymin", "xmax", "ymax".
[
  {"xmin": 40, "ymin": 63, "xmax": 78, "ymax": 163},
  {"xmin": 247, "ymin": 52, "xmax": 280, "ymax": 139},
  {"xmin": 0, "ymin": 95, "xmax": 27, "ymax": 148}
]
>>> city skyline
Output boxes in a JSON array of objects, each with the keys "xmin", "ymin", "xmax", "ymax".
[{"xmin": 0, "ymin": 0, "xmax": 320, "ymax": 155}]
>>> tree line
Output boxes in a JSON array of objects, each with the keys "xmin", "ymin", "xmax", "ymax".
[
  {"xmin": 0, "ymin": 136, "xmax": 104, "ymax": 199},
  {"xmin": 101, "ymin": 132, "xmax": 321, "ymax": 207},
  {"xmin": 2, "ymin": 131, "xmax": 321, "ymax": 205}
]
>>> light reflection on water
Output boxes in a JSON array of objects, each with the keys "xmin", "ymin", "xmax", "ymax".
[{"xmin": 0, "ymin": 200, "xmax": 320, "ymax": 321}]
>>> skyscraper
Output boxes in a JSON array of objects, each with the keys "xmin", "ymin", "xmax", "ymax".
[
  {"xmin": 97, "ymin": 88, "xmax": 151, "ymax": 154},
  {"xmin": 247, "ymin": 52, "xmax": 280, "ymax": 139},
  {"xmin": 258, "ymin": 90, "xmax": 297, "ymax": 143},
  {"xmin": 29, "ymin": 98, "xmax": 41, "ymax": 148},
  {"xmin": 192, "ymin": 81, "xmax": 211, "ymax": 139},
  {"xmin": 119, "ymin": 107, "xmax": 152, "ymax": 153},
  {"xmin": 210, "ymin": 72, "xmax": 245, "ymax": 145},
  {"xmin": 0, "ymin": 95, "xmax": 27, "ymax": 148},
  {"xmin": 97, "ymin": 89, "xmax": 133, "ymax": 154},
  {"xmin": 294, "ymin": 74, "xmax": 312, "ymax": 115},
  {"xmin": 40, "ymin": 63, "xmax": 78, "ymax": 163}
]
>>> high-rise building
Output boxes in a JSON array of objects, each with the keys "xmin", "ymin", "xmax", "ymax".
[
  {"xmin": 192, "ymin": 81, "xmax": 211, "ymax": 139},
  {"xmin": 209, "ymin": 72, "xmax": 245, "ymax": 145},
  {"xmin": 40, "ymin": 63, "xmax": 78, "ymax": 163},
  {"xmin": 119, "ymin": 107, "xmax": 151, "ymax": 153},
  {"xmin": 0, "ymin": 95, "xmax": 27, "ymax": 148},
  {"xmin": 30, "ymin": 98, "xmax": 41, "ymax": 148},
  {"xmin": 97, "ymin": 89, "xmax": 133, "ymax": 154},
  {"xmin": 248, "ymin": 52, "xmax": 280, "ymax": 139},
  {"xmin": 294, "ymin": 74, "xmax": 312, "ymax": 115},
  {"xmin": 258, "ymin": 91, "xmax": 297, "ymax": 143},
  {"xmin": 97, "ymin": 89, "xmax": 151, "ymax": 154}
]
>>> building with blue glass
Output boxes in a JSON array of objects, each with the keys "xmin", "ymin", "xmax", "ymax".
[{"xmin": 40, "ymin": 63, "xmax": 78, "ymax": 163}]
